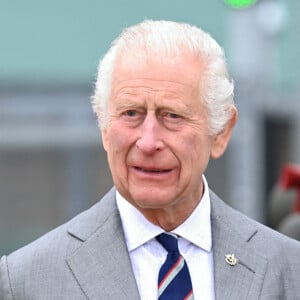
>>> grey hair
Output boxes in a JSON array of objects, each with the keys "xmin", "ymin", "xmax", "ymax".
[{"xmin": 92, "ymin": 20, "xmax": 235, "ymax": 134}]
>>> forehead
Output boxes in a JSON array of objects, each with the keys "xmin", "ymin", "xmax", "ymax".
[{"xmin": 111, "ymin": 50, "xmax": 205, "ymax": 95}]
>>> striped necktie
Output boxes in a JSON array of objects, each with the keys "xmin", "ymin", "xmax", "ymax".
[{"xmin": 156, "ymin": 233, "xmax": 194, "ymax": 300}]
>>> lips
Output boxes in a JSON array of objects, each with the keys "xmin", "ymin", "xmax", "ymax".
[{"xmin": 133, "ymin": 166, "xmax": 173, "ymax": 174}]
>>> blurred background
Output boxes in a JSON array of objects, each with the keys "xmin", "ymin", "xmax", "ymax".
[{"xmin": 1, "ymin": 0, "xmax": 300, "ymax": 256}]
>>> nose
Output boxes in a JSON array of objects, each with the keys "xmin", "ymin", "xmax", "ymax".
[{"xmin": 136, "ymin": 113, "xmax": 164, "ymax": 154}]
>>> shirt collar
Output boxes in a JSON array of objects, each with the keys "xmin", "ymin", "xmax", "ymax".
[{"xmin": 116, "ymin": 175, "xmax": 212, "ymax": 253}]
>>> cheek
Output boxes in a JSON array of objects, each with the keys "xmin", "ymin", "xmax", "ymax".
[
  {"xmin": 106, "ymin": 126, "xmax": 133, "ymax": 157},
  {"xmin": 105, "ymin": 129, "xmax": 129, "ymax": 179},
  {"xmin": 182, "ymin": 133, "xmax": 212, "ymax": 166}
]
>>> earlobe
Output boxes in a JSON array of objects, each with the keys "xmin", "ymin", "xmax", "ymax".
[
  {"xmin": 101, "ymin": 128, "xmax": 108, "ymax": 152},
  {"xmin": 210, "ymin": 106, "xmax": 238, "ymax": 159}
]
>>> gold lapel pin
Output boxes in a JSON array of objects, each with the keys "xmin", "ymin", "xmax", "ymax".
[{"xmin": 225, "ymin": 254, "xmax": 237, "ymax": 266}]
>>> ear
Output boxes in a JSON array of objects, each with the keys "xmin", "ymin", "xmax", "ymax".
[
  {"xmin": 101, "ymin": 128, "xmax": 108, "ymax": 152},
  {"xmin": 210, "ymin": 106, "xmax": 238, "ymax": 159}
]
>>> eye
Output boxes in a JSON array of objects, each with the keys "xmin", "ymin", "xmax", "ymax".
[
  {"xmin": 168, "ymin": 113, "xmax": 180, "ymax": 119},
  {"xmin": 162, "ymin": 111, "xmax": 181, "ymax": 120},
  {"xmin": 160, "ymin": 111, "xmax": 184, "ymax": 130},
  {"xmin": 124, "ymin": 110, "xmax": 138, "ymax": 117},
  {"xmin": 121, "ymin": 109, "xmax": 144, "ymax": 127}
]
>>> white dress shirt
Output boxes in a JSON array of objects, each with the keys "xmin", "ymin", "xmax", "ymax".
[{"xmin": 116, "ymin": 176, "xmax": 215, "ymax": 300}]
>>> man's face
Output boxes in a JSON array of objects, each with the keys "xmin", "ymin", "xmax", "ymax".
[{"xmin": 101, "ymin": 51, "xmax": 230, "ymax": 221}]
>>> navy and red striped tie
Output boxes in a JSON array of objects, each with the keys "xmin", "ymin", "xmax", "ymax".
[{"xmin": 156, "ymin": 233, "xmax": 194, "ymax": 300}]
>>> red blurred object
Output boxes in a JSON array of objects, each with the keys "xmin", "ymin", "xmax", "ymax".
[{"xmin": 280, "ymin": 164, "xmax": 300, "ymax": 213}]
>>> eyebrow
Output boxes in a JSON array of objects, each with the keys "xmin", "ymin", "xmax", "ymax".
[
  {"xmin": 113, "ymin": 100, "xmax": 144, "ymax": 111},
  {"xmin": 113, "ymin": 99, "xmax": 195, "ymax": 118}
]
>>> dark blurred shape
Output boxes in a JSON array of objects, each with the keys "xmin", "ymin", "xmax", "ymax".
[
  {"xmin": 271, "ymin": 164, "xmax": 300, "ymax": 241},
  {"xmin": 269, "ymin": 185, "xmax": 296, "ymax": 229},
  {"xmin": 279, "ymin": 164, "xmax": 300, "ymax": 212}
]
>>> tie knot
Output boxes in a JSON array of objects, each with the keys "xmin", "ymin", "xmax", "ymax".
[{"xmin": 156, "ymin": 233, "xmax": 179, "ymax": 253}]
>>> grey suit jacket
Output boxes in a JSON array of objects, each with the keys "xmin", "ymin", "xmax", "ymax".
[{"xmin": 1, "ymin": 188, "xmax": 300, "ymax": 299}]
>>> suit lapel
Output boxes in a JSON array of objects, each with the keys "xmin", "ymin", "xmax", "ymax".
[
  {"xmin": 66, "ymin": 189, "xmax": 140, "ymax": 300},
  {"xmin": 210, "ymin": 191, "xmax": 267, "ymax": 300}
]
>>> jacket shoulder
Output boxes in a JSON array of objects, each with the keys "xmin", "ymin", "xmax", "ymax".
[
  {"xmin": 210, "ymin": 189, "xmax": 300, "ymax": 251},
  {"xmin": 210, "ymin": 190, "xmax": 300, "ymax": 298},
  {"xmin": 0, "ymin": 188, "xmax": 117, "ymax": 299}
]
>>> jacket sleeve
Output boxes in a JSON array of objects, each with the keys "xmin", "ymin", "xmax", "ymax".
[{"xmin": 0, "ymin": 256, "xmax": 14, "ymax": 300}]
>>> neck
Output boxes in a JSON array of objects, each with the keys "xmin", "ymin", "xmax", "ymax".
[{"xmin": 139, "ymin": 193, "xmax": 203, "ymax": 231}]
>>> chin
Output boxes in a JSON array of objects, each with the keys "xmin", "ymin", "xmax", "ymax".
[{"xmin": 129, "ymin": 191, "xmax": 176, "ymax": 209}]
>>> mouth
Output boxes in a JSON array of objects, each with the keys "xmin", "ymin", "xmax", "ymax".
[{"xmin": 133, "ymin": 166, "xmax": 173, "ymax": 174}]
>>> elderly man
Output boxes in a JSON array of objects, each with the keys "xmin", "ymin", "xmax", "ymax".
[{"xmin": 1, "ymin": 20, "xmax": 300, "ymax": 300}]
